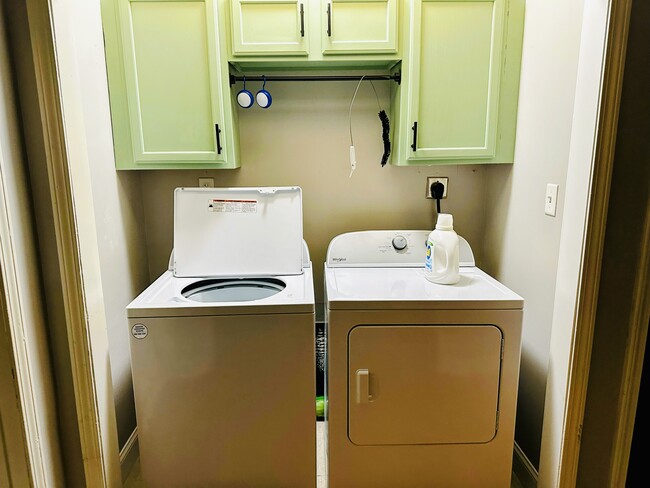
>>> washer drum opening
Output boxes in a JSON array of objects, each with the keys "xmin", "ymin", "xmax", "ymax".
[{"xmin": 181, "ymin": 278, "xmax": 286, "ymax": 303}]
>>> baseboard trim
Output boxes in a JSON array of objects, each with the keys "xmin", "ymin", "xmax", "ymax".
[
  {"xmin": 513, "ymin": 441, "xmax": 538, "ymax": 488},
  {"xmin": 120, "ymin": 428, "xmax": 138, "ymax": 482}
]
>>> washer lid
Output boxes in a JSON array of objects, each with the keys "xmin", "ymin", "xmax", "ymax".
[{"xmin": 173, "ymin": 187, "xmax": 303, "ymax": 278}]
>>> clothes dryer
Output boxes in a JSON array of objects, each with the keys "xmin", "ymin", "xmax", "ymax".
[
  {"xmin": 324, "ymin": 230, "xmax": 523, "ymax": 488},
  {"xmin": 128, "ymin": 187, "xmax": 315, "ymax": 487}
]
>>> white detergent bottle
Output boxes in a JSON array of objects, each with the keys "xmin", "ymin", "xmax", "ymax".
[{"xmin": 424, "ymin": 213, "xmax": 460, "ymax": 285}]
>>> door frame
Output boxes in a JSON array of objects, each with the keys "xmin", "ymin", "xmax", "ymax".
[
  {"xmin": 13, "ymin": 0, "xmax": 121, "ymax": 485},
  {"xmin": 538, "ymin": 0, "xmax": 646, "ymax": 487},
  {"xmin": 0, "ymin": 281, "xmax": 32, "ymax": 488},
  {"xmin": 0, "ymin": 1, "xmax": 65, "ymax": 484}
]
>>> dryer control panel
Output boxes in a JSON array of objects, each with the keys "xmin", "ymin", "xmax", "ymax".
[{"xmin": 326, "ymin": 230, "xmax": 475, "ymax": 268}]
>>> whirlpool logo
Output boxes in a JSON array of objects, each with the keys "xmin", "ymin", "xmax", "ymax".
[{"xmin": 332, "ymin": 257, "xmax": 347, "ymax": 263}]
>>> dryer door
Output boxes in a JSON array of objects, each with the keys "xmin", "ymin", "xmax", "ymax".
[{"xmin": 348, "ymin": 325, "xmax": 502, "ymax": 445}]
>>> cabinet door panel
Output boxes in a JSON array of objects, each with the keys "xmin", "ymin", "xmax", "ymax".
[
  {"xmin": 409, "ymin": 0, "xmax": 505, "ymax": 159},
  {"xmin": 321, "ymin": 0, "xmax": 398, "ymax": 54},
  {"xmin": 230, "ymin": 0, "xmax": 309, "ymax": 55},
  {"xmin": 348, "ymin": 325, "xmax": 503, "ymax": 445},
  {"xmin": 120, "ymin": 0, "xmax": 224, "ymax": 163}
]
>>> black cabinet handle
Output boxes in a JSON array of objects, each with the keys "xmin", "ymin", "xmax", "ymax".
[
  {"xmin": 300, "ymin": 3, "xmax": 305, "ymax": 37},
  {"xmin": 411, "ymin": 122, "xmax": 418, "ymax": 151},
  {"xmin": 215, "ymin": 124, "xmax": 222, "ymax": 155},
  {"xmin": 326, "ymin": 3, "xmax": 331, "ymax": 37}
]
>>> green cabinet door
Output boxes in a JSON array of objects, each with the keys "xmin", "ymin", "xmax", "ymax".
[
  {"xmin": 407, "ymin": 0, "xmax": 506, "ymax": 160},
  {"xmin": 104, "ymin": 0, "xmax": 236, "ymax": 169},
  {"xmin": 230, "ymin": 0, "xmax": 309, "ymax": 55},
  {"xmin": 321, "ymin": 0, "xmax": 398, "ymax": 54}
]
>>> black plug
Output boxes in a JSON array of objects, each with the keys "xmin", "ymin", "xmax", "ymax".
[
  {"xmin": 431, "ymin": 181, "xmax": 445, "ymax": 200},
  {"xmin": 431, "ymin": 181, "xmax": 445, "ymax": 213}
]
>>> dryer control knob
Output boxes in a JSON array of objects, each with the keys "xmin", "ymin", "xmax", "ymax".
[{"xmin": 392, "ymin": 235, "xmax": 408, "ymax": 251}]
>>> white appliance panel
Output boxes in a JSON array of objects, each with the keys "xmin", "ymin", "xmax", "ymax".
[
  {"xmin": 129, "ymin": 313, "xmax": 316, "ymax": 487},
  {"xmin": 127, "ymin": 269, "xmax": 315, "ymax": 317},
  {"xmin": 326, "ymin": 266, "xmax": 523, "ymax": 310},
  {"xmin": 173, "ymin": 187, "xmax": 303, "ymax": 277},
  {"xmin": 128, "ymin": 191, "xmax": 315, "ymax": 487},
  {"xmin": 324, "ymin": 231, "xmax": 524, "ymax": 488},
  {"xmin": 348, "ymin": 325, "xmax": 502, "ymax": 445}
]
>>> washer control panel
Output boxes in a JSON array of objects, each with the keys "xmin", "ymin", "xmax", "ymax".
[{"xmin": 326, "ymin": 230, "xmax": 475, "ymax": 268}]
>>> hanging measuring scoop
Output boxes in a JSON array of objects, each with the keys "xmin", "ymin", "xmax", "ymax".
[
  {"xmin": 256, "ymin": 76, "xmax": 272, "ymax": 109},
  {"xmin": 236, "ymin": 76, "xmax": 255, "ymax": 109}
]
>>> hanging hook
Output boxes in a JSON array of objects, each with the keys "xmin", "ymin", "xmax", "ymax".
[
  {"xmin": 236, "ymin": 75, "xmax": 254, "ymax": 108},
  {"xmin": 256, "ymin": 75, "xmax": 272, "ymax": 109}
]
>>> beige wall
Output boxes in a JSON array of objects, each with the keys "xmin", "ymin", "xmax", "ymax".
[
  {"xmin": 141, "ymin": 80, "xmax": 488, "ymax": 304},
  {"xmin": 482, "ymin": 0, "xmax": 586, "ymax": 470}
]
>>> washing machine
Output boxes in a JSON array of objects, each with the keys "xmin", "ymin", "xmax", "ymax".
[
  {"xmin": 324, "ymin": 230, "xmax": 523, "ymax": 488},
  {"xmin": 127, "ymin": 187, "xmax": 315, "ymax": 488}
]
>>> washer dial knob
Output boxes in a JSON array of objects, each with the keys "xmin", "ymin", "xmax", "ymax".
[{"xmin": 392, "ymin": 235, "xmax": 408, "ymax": 251}]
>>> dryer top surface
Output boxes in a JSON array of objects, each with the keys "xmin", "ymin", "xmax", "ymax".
[
  {"xmin": 325, "ymin": 230, "xmax": 522, "ymax": 310},
  {"xmin": 325, "ymin": 266, "xmax": 523, "ymax": 311}
]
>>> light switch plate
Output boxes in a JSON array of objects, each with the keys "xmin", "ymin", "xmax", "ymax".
[{"xmin": 545, "ymin": 184, "xmax": 559, "ymax": 217}]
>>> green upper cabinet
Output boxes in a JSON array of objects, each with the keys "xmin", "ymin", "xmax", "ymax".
[
  {"xmin": 321, "ymin": 0, "xmax": 398, "ymax": 54},
  {"xmin": 392, "ymin": 0, "xmax": 524, "ymax": 165},
  {"xmin": 225, "ymin": 0, "xmax": 401, "ymax": 66},
  {"xmin": 100, "ymin": 0, "xmax": 523, "ymax": 170},
  {"xmin": 230, "ymin": 0, "xmax": 309, "ymax": 56},
  {"xmin": 410, "ymin": 0, "xmax": 504, "ymax": 159},
  {"xmin": 102, "ymin": 0, "xmax": 239, "ymax": 169}
]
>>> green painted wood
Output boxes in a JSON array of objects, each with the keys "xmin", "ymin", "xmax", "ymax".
[
  {"xmin": 230, "ymin": 0, "xmax": 309, "ymax": 55},
  {"xmin": 225, "ymin": 0, "xmax": 402, "ymax": 64},
  {"xmin": 101, "ymin": 0, "xmax": 522, "ymax": 170},
  {"xmin": 102, "ymin": 0, "xmax": 238, "ymax": 169},
  {"xmin": 321, "ymin": 0, "xmax": 398, "ymax": 54},
  {"xmin": 124, "ymin": 2, "xmax": 220, "ymax": 160},
  {"xmin": 487, "ymin": 0, "xmax": 524, "ymax": 165},
  {"xmin": 392, "ymin": 0, "xmax": 524, "ymax": 166},
  {"xmin": 409, "ymin": 0, "xmax": 504, "ymax": 159}
]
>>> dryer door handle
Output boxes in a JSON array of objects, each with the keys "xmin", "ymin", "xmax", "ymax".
[{"xmin": 356, "ymin": 369, "xmax": 371, "ymax": 403}]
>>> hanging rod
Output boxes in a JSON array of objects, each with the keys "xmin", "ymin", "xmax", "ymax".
[{"xmin": 229, "ymin": 72, "xmax": 401, "ymax": 86}]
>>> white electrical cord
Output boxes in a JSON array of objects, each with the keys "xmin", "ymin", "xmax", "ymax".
[{"xmin": 348, "ymin": 75, "xmax": 366, "ymax": 178}]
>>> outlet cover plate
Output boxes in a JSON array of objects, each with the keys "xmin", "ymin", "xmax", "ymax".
[
  {"xmin": 198, "ymin": 177, "xmax": 214, "ymax": 188},
  {"xmin": 426, "ymin": 177, "xmax": 448, "ymax": 199}
]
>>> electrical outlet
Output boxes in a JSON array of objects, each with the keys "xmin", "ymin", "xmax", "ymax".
[
  {"xmin": 198, "ymin": 177, "xmax": 214, "ymax": 188},
  {"xmin": 426, "ymin": 177, "xmax": 448, "ymax": 199}
]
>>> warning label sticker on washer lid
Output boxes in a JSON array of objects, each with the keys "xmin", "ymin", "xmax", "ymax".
[
  {"xmin": 208, "ymin": 199, "xmax": 257, "ymax": 213},
  {"xmin": 131, "ymin": 324, "xmax": 148, "ymax": 339}
]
